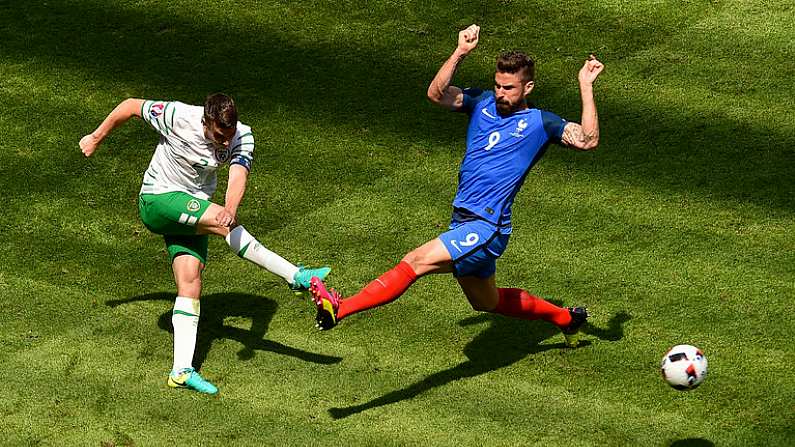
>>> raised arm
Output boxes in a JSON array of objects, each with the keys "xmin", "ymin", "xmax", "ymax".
[
  {"xmin": 79, "ymin": 98, "xmax": 145, "ymax": 157},
  {"xmin": 426, "ymin": 25, "xmax": 480, "ymax": 111},
  {"xmin": 561, "ymin": 55, "xmax": 604, "ymax": 151}
]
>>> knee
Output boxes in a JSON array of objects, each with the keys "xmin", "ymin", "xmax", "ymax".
[
  {"xmin": 184, "ymin": 273, "xmax": 202, "ymax": 287},
  {"xmin": 176, "ymin": 271, "xmax": 202, "ymax": 297},
  {"xmin": 463, "ymin": 288, "xmax": 499, "ymax": 312},
  {"xmin": 181, "ymin": 270, "xmax": 202, "ymax": 287},
  {"xmin": 400, "ymin": 250, "xmax": 427, "ymax": 273},
  {"xmin": 204, "ymin": 223, "xmax": 230, "ymax": 238}
]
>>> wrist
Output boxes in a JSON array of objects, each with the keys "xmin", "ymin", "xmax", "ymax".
[
  {"xmin": 453, "ymin": 48, "xmax": 470, "ymax": 59},
  {"xmin": 91, "ymin": 130, "xmax": 106, "ymax": 142}
]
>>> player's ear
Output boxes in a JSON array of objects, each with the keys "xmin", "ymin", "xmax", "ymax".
[{"xmin": 523, "ymin": 80, "xmax": 535, "ymax": 96}]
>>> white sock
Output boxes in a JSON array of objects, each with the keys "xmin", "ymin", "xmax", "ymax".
[
  {"xmin": 172, "ymin": 296, "xmax": 200, "ymax": 374},
  {"xmin": 225, "ymin": 225, "xmax": 299, "ymax": 284}
]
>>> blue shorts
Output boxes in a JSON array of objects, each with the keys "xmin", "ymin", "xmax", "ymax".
[{"xmin": 439, "ymin": 218, "xmax": 510, "ymax": 279}]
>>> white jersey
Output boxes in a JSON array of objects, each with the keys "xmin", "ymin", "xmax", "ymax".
[{"xmin": 139, "ymin": 100, "xmax": 254, "ymax": 200}]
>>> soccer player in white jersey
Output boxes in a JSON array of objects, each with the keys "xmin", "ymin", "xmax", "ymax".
[{"xmin": 79, "ymin": 93, "xmax": 330, "ymax": 394}]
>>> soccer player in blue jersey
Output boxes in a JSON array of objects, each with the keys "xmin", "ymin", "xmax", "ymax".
[{"xmin": 310, "ymin": 25, "xmax": 604, "ymax": 347}]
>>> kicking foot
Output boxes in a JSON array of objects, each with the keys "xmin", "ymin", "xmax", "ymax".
[
  {"xmin": 291, "ymin": 265, "xmax": 331, "ymax": 291},
  {"xmin": 309, "ymin": 276, "xmax": 341, "ymax": 330}
]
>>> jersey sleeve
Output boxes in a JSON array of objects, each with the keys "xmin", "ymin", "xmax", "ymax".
[
  {"xmin": 540, "ymin": 110, "xmax": 568, "ymax": 144},
  {"xmin": 230, "ymin": 126, "xmax": 254, "ymax": 171},
  {"xmin": 140, "ymin": 100, "xmax": 179, "ymax": 137},
  {"xmin": 459, "ymin": 88, "xmax": 486, "ymax": 114}
]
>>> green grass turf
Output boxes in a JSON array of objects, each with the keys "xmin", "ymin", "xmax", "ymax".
[{"xmin": 1, "ymin": 0, "xmax": 793, "ymax": 445}]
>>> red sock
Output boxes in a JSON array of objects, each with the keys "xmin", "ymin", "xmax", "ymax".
[
  {"xmin": 493, "ymin": 288, "xmax": 572, "ymax": 327},
  {"xmin": 337, "ymin": 261, "xmax": 418, "ymax": 320}
]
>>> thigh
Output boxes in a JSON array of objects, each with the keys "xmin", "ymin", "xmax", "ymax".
[
  {"xmin": 139, "ymin": 192, "xmax": 211, "ymax": 236},
  {"xmin": 457, "ymin": 274, "xmax": 499, "ymax": 311},
  {"xmin": 439, "ymin": 220, "xmax": 495, "ymax": 261},
  {"xmin": 439, "ymin": 220, "xmax": 506, "ymax": 279},
  {"xmin": 196, "ymin": 203, "xmax": 234, "ymax": 237},
  {"xmin": 402, "ymin": 238, "xmax": 455, "ymax": 276},
  {"xmin": 164, "ymin": 234, "xmax": 209, "ymax": 266}
]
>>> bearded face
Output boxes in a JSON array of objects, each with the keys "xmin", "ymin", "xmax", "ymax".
[{"xmin": 494, "ymin": 71, "xmax": 534, "ymax": 116}]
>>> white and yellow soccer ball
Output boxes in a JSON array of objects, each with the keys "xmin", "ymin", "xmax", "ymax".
[{"xmin": 661, "ymin": 344, "xmax": 708, "ymax": 390}]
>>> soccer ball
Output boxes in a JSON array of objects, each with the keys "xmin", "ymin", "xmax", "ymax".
[{"xmin": 660, "ymin": 344, "xmax": 708, "ymax": 390}]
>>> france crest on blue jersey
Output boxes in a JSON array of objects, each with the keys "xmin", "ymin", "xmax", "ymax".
[{"xmin": 453, "ymin": 89, "xmax": 567, "ymax": 231}]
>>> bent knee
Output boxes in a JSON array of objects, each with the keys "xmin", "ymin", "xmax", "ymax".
[
  {"xmin": 463, "ymin": 290, "xmax": 499, "ymax": 312},
  {"xmin": 200, "ymin": 223, "xmax": 230, "ymax": 238},
  {"xmin": 400, "ymin": 251, "xmax": 428, "ymax": 273}
]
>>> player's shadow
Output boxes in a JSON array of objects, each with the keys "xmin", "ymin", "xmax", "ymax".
[
  {"xmin": 328, "ymin": 310, "xmax": 631, "ymax": 419},
  {"xmin": 106, "ymin": 292, "xmax": 341, "ymax": 369}
]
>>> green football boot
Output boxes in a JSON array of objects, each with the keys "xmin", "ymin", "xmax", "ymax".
[
  {"xmin": 167, "ymin": 368, "xmax": 218, "ymax": 395},
  {"xmin": 290, "ymin": 265, "xmax": 331, "ymax": 292}
]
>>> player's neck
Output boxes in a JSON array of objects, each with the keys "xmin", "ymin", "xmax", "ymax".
[
  {"xmin": 498, "ymin": 97, "xmax": 531, "ymax": 117},
  {"xmin": 498, "ymin": 105, "xmax": 528, "ymax": 117}
]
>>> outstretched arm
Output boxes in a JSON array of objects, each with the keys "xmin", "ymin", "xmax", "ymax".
[
  {"xmin": 427, "ymin": 24, "xmax": 480, "ymax": 111},
  {"xmin": 561, "ymin": 55, "xmax": 604, "ymax": 151},
  {"xmin": 79, "ymin": 98, "xmax": 145, "ymax": 157}
]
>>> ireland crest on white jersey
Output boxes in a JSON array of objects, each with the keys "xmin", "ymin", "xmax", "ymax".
[{"xmin": 139, "ymin": 100, "xmax": 254, "ymax": 200}]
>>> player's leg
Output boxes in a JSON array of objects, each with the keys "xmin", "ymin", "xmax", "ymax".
[
  {"xmin": 457, "ymin": 273, "xmax": 588, "ymax": 347},
  {"xmin": 139, "ymin": 194, "xmax": 218, "ymax": 393},
  {"xmin": 458, "ymin": 273, "xmax": 568, "ymax": 322},
  {"xmin": 448, "ymin": 222, "xmax": 589, "ymax": 347},
  {"xmin": 456, "ymin": 274, "xmax": 499, "ymax": 311},
  {"xmin": 197, "ymin": 203, "xmax": 329, "ymax": 290},
  {"xmin": 163, "ymin": 240, "xmax": 218, "ymax": 394},
  {"xmin": 310, "ymin": 238, "xmax": 454, "ymax": 330},
  {"xmin": 338, "ymin": 238, "xmax": 454, "ymax": 317},
  {"xmin": 169, "ymin": 253, "xmax": 202, "ymax": 375}
]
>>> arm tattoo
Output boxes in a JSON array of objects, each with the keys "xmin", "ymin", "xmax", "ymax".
[{"xmin": 562, "ymin": 123, "xmax": 596, "ymax": 148}]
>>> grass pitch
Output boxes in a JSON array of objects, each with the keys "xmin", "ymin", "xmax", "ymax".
[{"xmin": 0, "ymin": 0, "xmax": 793, "ymax": 445}]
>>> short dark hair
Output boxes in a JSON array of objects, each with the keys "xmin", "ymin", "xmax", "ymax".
[
  {"xmin": 203, "ymin": 93, "xmax": 237, "ymax": 129},
  {"xmin": 496, "ymin": 51, "xmax": 535, "ymax": 82}
]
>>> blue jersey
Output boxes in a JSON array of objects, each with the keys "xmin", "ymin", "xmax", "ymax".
[{"xmin": 453, "ymin": 89, "xmax": 567, "ymax": 232}]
